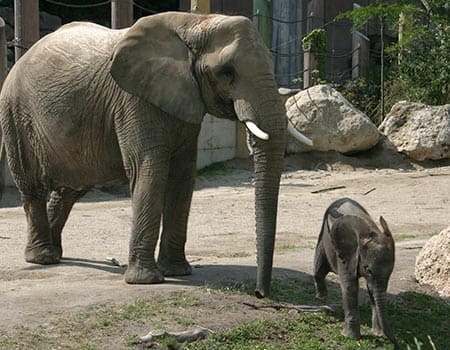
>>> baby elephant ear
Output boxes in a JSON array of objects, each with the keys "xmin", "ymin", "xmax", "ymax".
[
  {"xmin": 379, "ymin": 216, "xmax": 392, "ymax": 237},
  {"xmin": 330, "ymin": 216, "xmax": 359, "ymax": 268},
  {"xmin": 110, "ymin": 13, "xmax": 205, "ymax": 124}
]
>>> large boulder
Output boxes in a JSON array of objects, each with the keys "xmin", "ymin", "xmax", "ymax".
[
  {"xmin": 415, "ymin": 227, "xmax": 450, "ymax": 297},
  {"xmin": 285, "ymin": 84, "xmax": 380, "ymax": 154},
  {"xmin": 380, "ymin": 101, "xmax": 450, "ymax": 161}
]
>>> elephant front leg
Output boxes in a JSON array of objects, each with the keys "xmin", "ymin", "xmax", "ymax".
[
  {"xmin": 157, "ymin": 144, "xmax": 197, "ymax": 277},
  {"xmin": 124, "ymin": 160, "xmax": 168, "ymax": 284},
  {"xmin": 47, "ymin": 188, "xmax": 89, "ymax": 259},
  {"xmin": 339, "ymin": 275, "xmax": 361, "ymax": 340}
]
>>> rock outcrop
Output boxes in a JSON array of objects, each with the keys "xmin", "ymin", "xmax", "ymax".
[
  {"xmin": 380, "ymin": 101, "xmax": 450, "ymax": 161},
  {"xmin": 415, "ymin": 226, "xmax": 450, "ymax": 297},
  {"xmin": 285, "ymin": 84, "xmax": 380, "ymax": 154}
]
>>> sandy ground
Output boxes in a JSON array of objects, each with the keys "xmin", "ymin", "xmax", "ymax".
[{"xmin": 0, "ymin": 151, "xmax": 449, "ymax": 339}]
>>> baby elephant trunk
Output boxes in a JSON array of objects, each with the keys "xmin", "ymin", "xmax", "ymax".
[{"xmin": 374, "ymin": 288, "xmax": 399, "ymax": 349}]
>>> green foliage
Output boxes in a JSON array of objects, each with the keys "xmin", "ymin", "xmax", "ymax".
[
  {"xmin": 386, "ymin": 6, "xmax": 450, "ymax": 105},
  {"xmin": 302, "ymin": 29, "xmax": 327, "ymax": 80},
  {"xmin": 338, "ymin": 0, "xmax": 449, "ymax": 118},
  {"xmin": 337, "ymin": 1, "xmax": 420, "ymax": 32},
  {"xmin": 338, "ymin": 79, "xmax": 381, "ymax": 124}
]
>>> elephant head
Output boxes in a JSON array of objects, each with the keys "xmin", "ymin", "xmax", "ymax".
[
  {"xmin": 331, "ymin": 215, "xmax": 397, "ymax": 346},
  {"xmin": 110, "ymin": 12, "xmax": 308, "ymax": 297}
]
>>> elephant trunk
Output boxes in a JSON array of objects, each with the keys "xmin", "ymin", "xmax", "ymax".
[
  {"xmin": 374, "ymin": 288, "xmax": 399, "ymax": 349},
  {"xmin": 234, "ymin": 96, "xmax": 287, "ymax": 298}
]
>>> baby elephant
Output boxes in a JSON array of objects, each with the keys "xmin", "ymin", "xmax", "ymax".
[{"xmin": 314, "ymin": 198, "xmax": 398, "ymax": 348}]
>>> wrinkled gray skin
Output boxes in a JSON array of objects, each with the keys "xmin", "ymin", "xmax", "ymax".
[
  {"xmin": 0, "ymin": 12, "xmax": 286, "ymax": 298},
  {"xmin": 313, "ymin": 198, "xmax": 398, "ymax": 349}
]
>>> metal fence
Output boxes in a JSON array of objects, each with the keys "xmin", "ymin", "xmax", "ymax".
[{"xmin": 256, "ymin": 12, "xmax": 370, "ymax": 89}]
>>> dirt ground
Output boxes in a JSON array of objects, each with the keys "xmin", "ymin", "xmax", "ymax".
[{"xmin": 0, "ymin": 147, "xmax": 449, "ymax": 344}]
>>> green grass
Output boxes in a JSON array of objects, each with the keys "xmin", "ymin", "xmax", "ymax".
[
  {"xmin": 217, "ymin": 251, "xmax": 252, "ymax": 258},
  {"xmin": 182, "ymin": 289, "xmax": 449, "ymax": 350},
  {"xmin": 0, "ymin": 281, "xmax": 448, "ymax": 350},
  {"xmin": 395, "ymin": 232, "xmax": 437, "ymax": 241}
]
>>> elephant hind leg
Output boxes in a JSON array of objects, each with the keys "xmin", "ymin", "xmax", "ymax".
[
  {"xmin": 23, "ymin": 192, "xmax": 60, "ymax": 265},
  {"xmin": 313, "ymin": 242, "xmax": 330, "ymax": 299},
  {"xmin": 47, "ymin": 187, "xmax": 90, "ymax": 259}
]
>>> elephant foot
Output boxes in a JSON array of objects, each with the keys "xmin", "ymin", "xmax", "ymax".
[
  {"xmin": 341, "ymin": 327, "xmax": 361, "ymax": 340},
  {"xmin": 157, "ymin": 258, "xmax": 192, "ymax": 277},
  {"xmin": 25, "ymin": 245, "xmax": 60, "ymax": 265},
  {"xmin": 124, "ymin": 262, "xmax": 165, "ymax": 284}
]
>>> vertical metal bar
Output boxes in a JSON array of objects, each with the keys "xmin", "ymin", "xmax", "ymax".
[
  {"xmin": 111, "ymin": 0, "xmax": 134, "ymax": 29},
  {"xmin": 0, "ymin": 17, "xmax": 7, "ymax": 88},
  {"xmin": 111, "ymin": 0, "xmax": 118, "ymax": 29},
  {"xmin": 256, "ymin": 9, "xmax": 261, "ymax": 33},
  {"xmin": 14, "ymin": 0, "xmax": 39, "ymax": 61},
  {"xmin": 13, "ymin": 0, "xmax": 23, "ymax": 61}
]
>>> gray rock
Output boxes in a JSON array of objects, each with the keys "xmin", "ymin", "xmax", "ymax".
[
  {"xmin": 415, "ymin": 226, "xmax": 450, "ymax": 297},
  {"xmin": 380, "ymin": 101, "xmax": 450, "ymax": 161},
  {"xmin": 286, "ymin": 84, "xmax": 380, "ymax": 154}
]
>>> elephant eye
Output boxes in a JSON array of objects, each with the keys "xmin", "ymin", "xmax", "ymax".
[{"xmin": 218, "ymin": 65, "xmax": 235, "ymax": 83}]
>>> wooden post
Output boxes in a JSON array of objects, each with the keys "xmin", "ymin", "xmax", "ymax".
[
  {"xmin": 14, "ymin": 0, "xmax": 39, "ymax": 61},
  {"xmin": 352, "ymin": 31, "xmax": 370, "ymax": 81},
  {"xmin": 303, "ymin": 50, "xmax": 317, "ymax": 89},
  {"xmin": 310, "ymin": 0, "xmax": 324, "ymax": 29},
  {"xmin": 253, "ymin": 0, "xmax": 272, "ymax": 48},
  {"xmin": 0, "ymin": 17, "xmax": 7, "ymax": 88},
  {"xmin": 111, "ymin": 0, "xmax": 134, "ymax": 29}
]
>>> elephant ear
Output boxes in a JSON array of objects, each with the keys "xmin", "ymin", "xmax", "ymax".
[
  {"xmin": 110, "ymin": 14, "xmax": 205, "ymax": 124},
  {"xmin": 330, "ymin": 215, "xmax": 361, "ymax": 276},
  {"xmin": 379, "ymin": 216, "xmax": 393, "ymax": 237}
]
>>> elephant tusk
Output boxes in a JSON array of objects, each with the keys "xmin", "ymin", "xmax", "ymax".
[
  {"xmin": 245, "ymin": 121, "xmax": 270, "ymax": 141},
  {"xmin": 287, "ymin": 121, "xmax": 313, "ymax": 146}
]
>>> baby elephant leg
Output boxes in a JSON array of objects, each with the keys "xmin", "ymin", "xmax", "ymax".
[
  {"xmin": 313, "ymin": 241, "xmax": 330, "ymax": 299},
  {"xmin": 339, "ymin": 276, "xmax": 361, "ymax": 339}
]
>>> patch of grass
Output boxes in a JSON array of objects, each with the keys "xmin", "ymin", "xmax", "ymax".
[
  {"xmin": 197, "ymin": 161, "xmax": 227, "ymax": 177},
  {"xmin": 217, "ymin": 251, "xmax": 251, "ymax": 258},
  {"xmin": 185, "ymin": 287, "xmax": 449, "ymax": 350},
  {"xmin": 185, "ymin": 313, "xmax": 394, "ymax": 350},
  {"xmin": 0, "ymin": 338, "xmax": 20, "ymax": 349},
  {"xmin": 168, "ymin": 291, "xmax": 203, "ymax": 308},
  {"xmin": 395, "ymin": 232, "xmax": 437, "ymax": 241},
  {"xmin": 269, "ymin": 277, "xmax": 341, "ymax": 306},
  {"xmin": 173, "ymin": 316, "xmax": 196, "ymax": 327},
  {"xmin": 275, "ymin": 244, "xmax": 299, "ymax": 253},
  {"xmin": 385, "ymin": 291, "xmax": 450, "ymax": 349}
]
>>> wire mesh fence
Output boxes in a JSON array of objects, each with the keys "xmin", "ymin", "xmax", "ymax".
[{"xmin": 255, "ymin": 11, "xmax": 365, "ymax": 89}]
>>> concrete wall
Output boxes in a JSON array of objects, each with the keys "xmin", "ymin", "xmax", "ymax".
[{"xmin": 197, "ymin": 114, "xmax": 237, "ymax": 169}]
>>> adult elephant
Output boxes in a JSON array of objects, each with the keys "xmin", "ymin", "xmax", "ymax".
[{"xmin": 0, "ymin": 12, "xmax": 309, "ymax": 298}]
